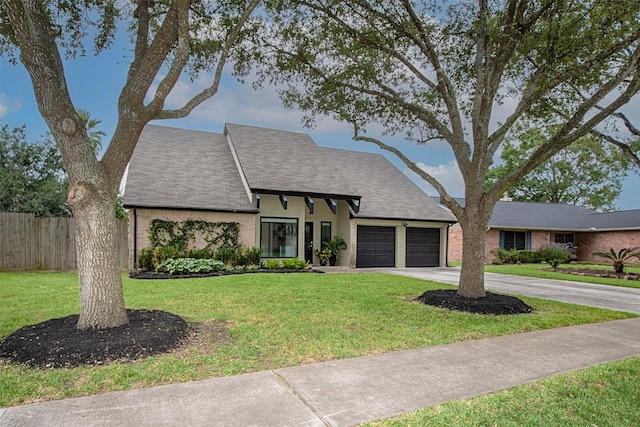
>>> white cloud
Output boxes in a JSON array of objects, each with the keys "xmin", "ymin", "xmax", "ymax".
[
  {"xmin": 0, "ymin": 94, "xmax": 22, "ymax": 118},
  {"xmin": 405, "ymin": 160, "xmax": 465, "ymax": 197}
]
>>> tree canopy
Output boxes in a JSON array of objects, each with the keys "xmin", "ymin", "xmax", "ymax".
[
  {"xmin": 486, "ymin": 126, "xmax": 633, "ymax": 211},
  {"xmin": 259, "ymin": 0, "xmax": 640, "ymax": 297},
  {"xmin": 0, "ymin": 123, "xmax": 70, "ymax": 217}
]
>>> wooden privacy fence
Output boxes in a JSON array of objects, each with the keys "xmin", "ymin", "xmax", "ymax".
[{"xmin": 0, "ymin": 212, "xmax": 128, "ymax": 270}]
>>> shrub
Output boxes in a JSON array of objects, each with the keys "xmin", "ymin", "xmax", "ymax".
[
  {"xmin": 282, "ymin": 257, "xmax": 308, "ymax": 270},
  {"xmin": 214, "ymin": 245, "xmax": 236, "ymax": 265},
  {"xmin": 538, "ymin": 244, "xmax": 570, "ymax": 268},
  {"xmin": 136, "ymin": 247, "xmax": 155, "ymax": 271},
  {"xmin": 156, "ymin": 258, "xmax": 226, "ymax": 275},
  {"xmin": 244, "ymin": 246, "xmax": 262, "ymax": 266},
  {"xmin": 515, "ymin": 250, "xmax": 542, "ymax": 264},
  {"xmin": 186, "ymin": 247, "xmax": 215, "ymax": 259},
  {"xmin": 265, "ymin": 259, "xmax": 282, "ymax": 269},
  {"xmin": 593, "ymin": 247, "xmax": 640, "ymax": 274},
  {"xmin": 152, "ymin": 245, "xmax": 182, "ymax": 269}
]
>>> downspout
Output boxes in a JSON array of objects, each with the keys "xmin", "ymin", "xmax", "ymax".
[
  {"xmin": 445, "ymin": 224, "xmax": 450, "ymax": 267},
  {"xmin": 132, "ymin": 208, "xmax": 137, "ymax": 269}
]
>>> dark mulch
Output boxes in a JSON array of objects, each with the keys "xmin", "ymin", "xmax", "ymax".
[
  {"xmin": 129, "ymin": 268, "xmax": 322, "ymax": 279},
  {"xmin": 415, "ymin": 289, "xmax": 533, "ymax": 315},
  {"xmin": 545, "ymin": 267, "xmax": 640, "ymax": 281},
  {"xmin": 0, "ymin": 309, "xmax": 189, "ymax": 369}
]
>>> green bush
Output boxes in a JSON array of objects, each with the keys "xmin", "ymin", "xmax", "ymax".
[
  {"xmin": 244, "ymin": 246, "xmax": 262, "ymax": 266},
  {"xmin": 516, "ymin": 250, "xmax": 542, "ymax": 264},
  {"xmin": 136, "ymin": 247, "xmax": 155, "ymax": 271},
  {"xmin": 214, "ymin": 246, "xmax": 236, "ymax": 265},
  {"xmin": 156, "ymin": 258, "xmax": 226, "ymax": 275},
  {"xmin": 538, "ymin": 244, "xmax": 570, "ymax": 268},
  {"xmin": 265, "ymin": 259, "xmax": 282, "ymax": 269},
  {"xmin": 152, "ymin": 245, "xmax": 183, "ymax": 268},
  {"xmin": 186, "ymin": 247, "xmax": 215, "ymax": 259},
  {"xmin": 490, "ymin": 249, "xmax": 542, "ymax": 264},
  {"xmin": 282, "ymin": 257, "xmax": 308, "ymax": 270}
]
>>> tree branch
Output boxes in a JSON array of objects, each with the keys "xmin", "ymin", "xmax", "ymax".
[{"xmin": 156, "ymin": 0, "xmax": 262, "ymax": 119}]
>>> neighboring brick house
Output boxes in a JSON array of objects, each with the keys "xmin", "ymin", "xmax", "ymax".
[
  {"xmin": 446, "ymin": 199, "xmax": 640, "ymax": 263},
  {"xmin": 123, "ymin": 124, "xmax": 456, "ymax": 269}
]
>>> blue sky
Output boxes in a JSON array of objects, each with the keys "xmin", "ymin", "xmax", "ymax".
[{"xmin": 1, "ymin": 38, "xmax": 639, "ymax": 211}]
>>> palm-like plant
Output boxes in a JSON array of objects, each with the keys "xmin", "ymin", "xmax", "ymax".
[
  {"xmin": 77, "ymin": 109, "xmax": 106, "ymax": 155},
  {"xmin": 593, "ymin": 247, "xmax": 640, "ymax": 274}
]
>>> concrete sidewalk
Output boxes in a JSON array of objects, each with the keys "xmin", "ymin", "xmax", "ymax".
[{"xmin": 2, "ymin": 269, "xmax": 640, "ymax": 426}]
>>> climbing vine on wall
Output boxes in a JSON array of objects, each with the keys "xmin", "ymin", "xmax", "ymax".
[{"xmin": 148, "ymin": 218, "xmax": 239, "ymax": 252}]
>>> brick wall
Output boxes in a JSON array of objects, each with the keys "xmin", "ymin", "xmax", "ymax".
[
  {"xmin": 577, "ymin": 230, "xmax": 640, "ymax": 262},
  {"xmin": 449, "ymin": 226, "xmax": 640, "ymax": 264}
]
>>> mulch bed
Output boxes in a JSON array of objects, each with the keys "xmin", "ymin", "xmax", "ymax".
[
  {"xmin": 544, "ymin": 267, "xmax": 640, "ymax": 281},
  {"xmin": 414, "ymin": 289, "xmax": 533, "ymax": 315},
  {"xmin": 0, "ymin": 309, "xmax": 189, "ymax": 369},
  {"xmin": 129, "ymin": 268, "xmax": 322, "ymax": 279}
]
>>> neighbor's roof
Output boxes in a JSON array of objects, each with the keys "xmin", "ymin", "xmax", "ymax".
[
  {"xmin": 123, "ymin": 125, "xmax": 256, "ymax": 212},
  {"xmin": 125, "ymin": 124, "xmax": 456, "ymax": 223},
  {"xmin": 434, "ymin": 198, "xmax": 640, "ymax": 231}
]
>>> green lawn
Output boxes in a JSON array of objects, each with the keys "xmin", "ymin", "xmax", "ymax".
[
  {"xmin": 483, "ymin": 263, "xmax": 640, "ymax": 289},
  {"xmin": 0, "ymin": 271, "xmax": 636, "ymax": 408},
  {"xmin": 367, "ymin": 356, "xmax": 640, "ymax": 426}
]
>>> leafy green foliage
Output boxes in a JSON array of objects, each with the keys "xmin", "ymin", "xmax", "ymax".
[
  {"xmin": 322, "ymin": 236, "xmax": 347, "ymax": 256},
  {"xmin": 486, "ymin": 127, "xmax": 632, "ymax": 211},
  {"xmin": 0, "ymin": 123, "xmax": 70, "ymax": 216},
  {"xmin": 136, "ymin": 247, "xmax": 154, "ymax": 271},
  {"xmin": 281, "ymin": 257, "xmax": 308, "ymax": 270},
  {"xmin": 148, "ymin": 219, "xmax": 239, "ymax": 253},
  {"xmin": 538, "ymin": 244, "xmax": 571, "ymax": 269},
  {"xmin": 156, "ymin": 258, "xmax": 226, "ymax": 275},
  {"xmin": 76, "ymin": 109, "xmax": 106, "ymax": 155},
  {"xmin": 490, "ymin": 249, "xmax": 542, "ymax": 265},
  {"xmin": 593, "ymin": 247, "xmax": 640, "ymax": 274},
  {"xmin": 265, "ymin": 259, "xmax": 282, "ymax": 269}
]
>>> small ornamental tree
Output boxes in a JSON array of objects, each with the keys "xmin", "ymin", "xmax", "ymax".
[{"xmin": 593, "ymin": 247, "xmax": 640, "ymax": 274}]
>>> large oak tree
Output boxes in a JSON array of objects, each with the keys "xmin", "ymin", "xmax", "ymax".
[
  {"xmin": 261, "ymin": 0, "xmax": 640, "ymax": 298},
  {"xmin": 0, "ymin": 0, "xmax": 261, "ymax": 329}
]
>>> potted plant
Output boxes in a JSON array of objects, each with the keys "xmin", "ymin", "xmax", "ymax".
[
  {"xmin": 322, "ymin": 236, "xmax": 347, "ymax": 266},
  {"xmin": 314, "ymin": 248, "xmax": 332, "ymax": 266}
]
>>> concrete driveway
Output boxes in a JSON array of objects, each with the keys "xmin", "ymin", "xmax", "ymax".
[{"xmin": 376, "ymin": 267, "xmax": 640, "ymax": 314}]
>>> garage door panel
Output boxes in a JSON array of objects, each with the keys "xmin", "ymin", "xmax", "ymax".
[
  {"xmin": 406, "ymin": 227, "xmax": 440, "ymax": 267},
  {"xmin": 357, "ymin": 226, "xmax": 395, "ymax": 268}
]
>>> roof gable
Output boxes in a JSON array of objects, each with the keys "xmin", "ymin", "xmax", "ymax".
[{"xmin": 123, "ymin": 125, "xmax": 255, "ymax": 212}]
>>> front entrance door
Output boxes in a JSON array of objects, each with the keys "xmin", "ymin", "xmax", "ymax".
[{"xmin": 304, "ymin": 222, "xmax": 314, "ymax": 263}]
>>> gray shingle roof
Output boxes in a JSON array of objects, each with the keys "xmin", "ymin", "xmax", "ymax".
[
  {"xmin": 225, "ymin": 123, "xmax": 361, "ymax": 198},
  {"xmin": 431, "ymin": 197, "xmax": 640, "ymax": 231},
  {"xmin": 125, "ymin": 123, "xmax": 456, "ymax": 222},
  {"xmin": 123, "ymin": 125, "xmax": 256, "ymax": 212},
  {"xmin": 466, "ymin": 200, "xmax": 639, "ymax": 231}
]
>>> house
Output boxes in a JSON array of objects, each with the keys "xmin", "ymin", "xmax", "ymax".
[
  {"xmin": 445, "ymin": 198, "xmax": 640, "ymax": 263},
  {"xmin": 123, "ymin": 124, "xmax": 457, "ymax": 269}
]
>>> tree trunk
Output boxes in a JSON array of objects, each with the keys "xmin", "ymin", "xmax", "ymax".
[
  {"xmin": 457, "ymin": 220, "xmax": 488, "ymax": 298},
  {"xmin": 71, "ymin": 182, "xmax": 128, "ymax": 329}
]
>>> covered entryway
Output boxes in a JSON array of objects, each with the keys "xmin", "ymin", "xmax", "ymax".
[
  {"xmin": 405, "ymin": 227, "xmax": 440, "ymax": 267},
  {"xmin": 356, "ymin": 225, "xmax": 395, "ymax": 268}
]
